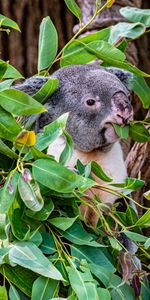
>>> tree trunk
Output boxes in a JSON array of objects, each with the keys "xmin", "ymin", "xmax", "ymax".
[{"xmin": 0, "ymin": 0, "xmax": 75, "ymax": 77}]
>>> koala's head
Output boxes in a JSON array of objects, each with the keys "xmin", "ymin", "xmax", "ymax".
[{"xmin": 15, "ymin": 65, "xmax": 133, "ymax": 152}]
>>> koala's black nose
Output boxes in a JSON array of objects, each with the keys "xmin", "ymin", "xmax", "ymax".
[
  {"xmin": 114, "ymin": 109, "xmax": 133, "ymax": 125},
  {"xmin": 111, "ymin": 92, "xmax": 133, "ymax": 126}
]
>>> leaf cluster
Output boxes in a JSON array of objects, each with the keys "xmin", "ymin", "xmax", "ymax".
[{"xmin": 0, "ymin": 2, "xmax": 150, "ymax": 300}]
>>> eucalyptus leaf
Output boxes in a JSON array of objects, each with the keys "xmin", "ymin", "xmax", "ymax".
[
  {"xmin": 40, "ymin": 232, "xmax": 56, "ymax": 255},
  {"xmin": 0, "ymin": 171, "xmax": 19, "ymax": 214},
  {"xmin": 32, "ymin": 159, "xmax": 95, "ymax": 193},
  {"xmin": 0, "ymin": 89, "xmax": 46, "ymax": 115},
  {"xmin": 48, "ymin": 216, "xmax": 78, "ymax": 231},
  {"xmin": 144, "ymin": 237, "xmax": 150, "ymax": 249},
  {"xmin": 0, "ymin": 14, "xmax": 20, "ymax": 31},
  {"xmin": 24, "ymin": 113, "xmax": 69, "ymax": 161},
  {"xmin": 9, "ymin": 241, "xmax": 63, "ymax": 280},
  {"xmin": 38, "ymin": 16, "xmax": 58, "ymax": 71},
  {"xmin": 64, "ymin": 0, "xmax": 82, "ymax": 20},
  {"xmin": 0, "ymin": 286, "xmax": 8, "ymax": 300},
  {"xmin": 0, "ymin": 139, "xmax": 18, "ymax": 159},
  {"xmin": 9, "ymin": 194, "xmax": 30, "ymax": 240},
  {"xmin": 129, "ymin": 123, "xmax": 150, "ymax": 143},
  {"xmin": 135, "ymin": 210, "xmax": 150, "ymax": 227},
  {"xmin": 0, "ymin": 265, "xmax": 37, "ymax": 297},
  {"xmin": 26, "ymin": 199, "xmax": 54, "ymax": 221},
  {"xmin": 33, "ymin": 78, "xmax": 58, "ymax": 103},
  {"xmin": 120, "ymin": 7, "xmax": 150, "ymax": 27},
  {"xmin": 59, "ymin": 130, "xmax": 74, "ymax": 165},
  {"xmin": 71, "ymin": 245, "xmax": 115, "ymax": 272},
  {"xmin": 0, "ymin": 79, "xmax": 15, "ymax": 91},
  {"xmin": 109, "ymin": 22, "xmax": 145, "ymax": 44},
  {"xmin": 0, "ymin": 60, "xmax": 23, "ymax": 79},
  {"xmin": 124, "ymin": 231, "xmax": 147, "ymax": 242},
  {"xmin": 0, "ymin": 106, "xmax": 21, "ymax": 141},
  {"xmin": 128, "ymin": 75, "xmax": 150, "ymax": 109},
  {"xmin": 58, "ymin": 222, "xmax": 104, "ymax": 247},
  {"xmin": 32, "ymin": 276, "xmax": 59, "ymax": 300},
  {"xmin": 97, "ymin": 288, "xmax": 111, "ymax": 300},
  {"xmin": 113, "ymin": 124, "xmax": 129, "ymax": 140},
  {"xmin": 9, "ymin": 286, "xmax": 21, "ymax": 300},
  {"xmin": 18, "ymin": 175, "xmax": 44, "ymax": 212},
  {"xmin": 90, "ymin": 160, "xmax": 112, "ymax": 182}
]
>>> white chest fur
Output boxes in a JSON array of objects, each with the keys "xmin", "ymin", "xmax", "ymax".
[{"xmin": 48, "ymin": 137, "xmax": 127, "ymax": 204}]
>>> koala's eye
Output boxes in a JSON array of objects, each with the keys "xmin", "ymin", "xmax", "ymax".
[{"xmin": 86, "ymin": 99, "xmax": 96, "ymax": 106}]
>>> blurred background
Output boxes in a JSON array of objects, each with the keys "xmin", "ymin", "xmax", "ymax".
[{"xmin": 0, "ymin": 0, "xmax": 150, "ymax": 79}]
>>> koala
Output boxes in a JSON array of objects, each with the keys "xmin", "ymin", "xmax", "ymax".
[{"xmin": 14, "ymin": 64, "xmax": 133, "ymax": 225}]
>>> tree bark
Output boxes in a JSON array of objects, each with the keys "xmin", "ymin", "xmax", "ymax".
[{"xmin": 0, "ymin": 0, "xmax": 75, "ymax": 76}]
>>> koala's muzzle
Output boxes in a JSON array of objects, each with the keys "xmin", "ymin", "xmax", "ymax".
[{"xmin": 111, "ymin": 92, "xmax": 133, "ymax": 126}]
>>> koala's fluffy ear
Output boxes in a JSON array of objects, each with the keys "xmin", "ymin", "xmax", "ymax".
[{"xmin": 106, "ymin": 67, "xmax": 133, "ymax": 90}]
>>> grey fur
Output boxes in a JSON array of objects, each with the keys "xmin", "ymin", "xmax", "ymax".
[{"xmin": 14, "ymin": 65, "xmax": 132, "ymax": 152}]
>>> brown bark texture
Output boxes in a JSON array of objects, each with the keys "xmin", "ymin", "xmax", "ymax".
[{"xmin": 0, "ymin": 0, "xmax": 75, "ymax": 76}]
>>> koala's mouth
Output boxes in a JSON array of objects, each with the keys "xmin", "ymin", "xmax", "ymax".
[{"xmin": 98, "ymin": 123, "xmax": 118, "ymax": 151}]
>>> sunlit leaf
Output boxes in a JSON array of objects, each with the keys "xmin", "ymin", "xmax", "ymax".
[
  {"xmin": 9, "ymin": 241, "xmax": 63, "ymax": 280},
  {"xmin": 38, "ymin": 17, "xmax": 58, "ymax": 71},
  {"xmin": 120, "ymin": 7, "xmax": 150, "ymax": 27},
  {"xmin": 0, "ymin": 14, "xmax": 20, "ymax": 31},
  {"xmin": 32, "ymin": 276, "xmax": 59, "ymax": 300},
  {"xmin": 64, "ymin": 0, "xmax": 82, "ymax": 20}
]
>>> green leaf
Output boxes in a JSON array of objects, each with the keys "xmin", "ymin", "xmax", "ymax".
[
  {"xmin": 59, "ymin": 130, "xmax": 74, "ymax": 165},
  {"xmin": 24, "ymin": 113, "xmax": 69, "ymax": 161},
  {"xmin": 33, "ymin": 78, "xmax": 58, "ymax": 103},
  {"xmin": 0, "ymin": 286, "xmax": 8, "ymax": 300},
  {"xmin": 0, "ymin": 106, "xmax": 21, "ymax": 141},
  {"xmin": 64, "ymin": 0, "xmax": 82, "ymax": 20},
  {"xmin": 135, "ymin": 210, "xmax": 150, "ymax": 227},
  {"xmin": 71, "ymin": 245, "xmax": 115, "ymax": 272},
  {"xmin": 0, "ymin": 62, "xmax": 7, "ymax": 78},
  {"xmin": 144, "ymin": 190, "xmax": 150, "ymax": 200},
  {"xmin": 0, "ymin": 139, "xmax": 18, "ymax": 159},
  {"xmin": 0, "ymin": 265, "xmax": 37, "ymax": 297},
  {"xmin": 40, "ymin": 232, "xmax": 57, "ymax": 255},
  {"xmin": 9, "ymin": 241, "xmax": 63, "ymax": 280},
  {"xmin": 26, "ymin": 199, "xmax": 54, "ymax": 221},
  {"xmin": 32, "ymin": 159, "xmax": 95, "ymax": 193},
  {"xmin": 61, "ymin": 40, "xmax": 125, "ymax": 67},
  {"xmin": 109, "ymin": 237, "xmax": 122, "ymax": 251},
  {"xmin": 0, "ymin": 14, "xmax": 20, "ymax": 31},
  {"xmin": 48, "ymin": 216, "xmax": 78, "ymax": 231},
  {"xmin": 129, "ymin": 123, "xmax": 150, "ymax": 143},
  {"xmin": 0, "ymin": 89, "xmax": 46, "ymax": 115},
  {"xmin": 124, "ymin": 231, "xmax": 147, "ymax": 242},
  {"xmin": 128, "ymin": 75, "xmax": 150, "ymax": 109},
  {"xmin": 0, "ymin": 79, "xmax": 15, "ymax": 91},
  {"xmin": 144, "ymin": 237, "xmax": 150, "ymax": 249},
  {"xmin": 32, "ymin": 276, "xmax": 59, "ymax": 300},
  {"xmin": 9, "ymin": 194, "xmax": 30, "ymax": 240},
  {"xmin": 90, "ymin": 160, "xmax": 112, "ymax": 182},
  {"xmin": 113, "ymin": 124, "xmax": 129, "ymax": 140},
  {"xmin": 29, "ymin": 230, "xmax": 43, "ymax": 247},
  {"xmin": 120, "ymin": 7, "xmax": 150, "ymax": 27},
  {"xmin": 97, "ymin": 288, "xmax": 111, "ymax": 300},
  {"xmin": 89, "ymin": 264, "xmax": 113, "ymax": 287},
  {"xmin": 38, "ymin": 16, "xmax": 58, "ymax": 71},
  {"xmin": 59, "ymin": 222, "xmax": 104, "ymax": 247},
  {"xmin": 0, "ymin": 171, "xmax": 19, "ymax": 214},
  {"xmin": 9, "ymin": 286, "xmax": 21, "ymax": 300},
  {"xmin": 61, "ymin": 39, "xmax": 149, "ymax": 77},
  {"xmin": 67, "ymin": 266, "xmax": 92, "ymax": 300},
  {"xmin": 0, "ymin": 213, "xmax": 7, "ymax": 240},
  {"xmin": 126, "ymin": 206, "xmax": 138, "ymax": 226},
  {"xmin": 18, "ymin": 175, "xmax": 44, "ymax": 212},
  {"xmin": 109, "ymin": 22, "xmax": 145, "ymax": 44},
  {"xmin": 0, "ymin": 60, "xmax": 23, "ymax": 80}
]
